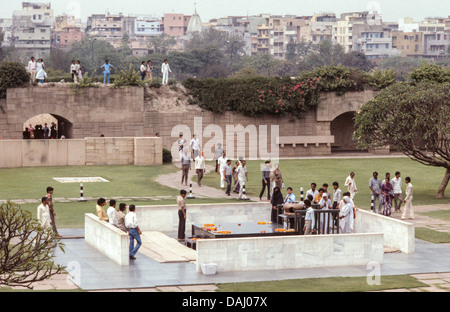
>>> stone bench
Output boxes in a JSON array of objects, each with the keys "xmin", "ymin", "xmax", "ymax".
[{"xmin": 276, "ymin": 135, "xmax": 335, "ymax": 148}]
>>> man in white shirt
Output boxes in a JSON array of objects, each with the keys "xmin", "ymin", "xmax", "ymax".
[
  {"xmin": 27, "ymin": 57, "xmax": 37, "ymax": 84},
  {"xmin": 217, "ymin": 151, "xmax": 228, "ymax": 188},
  {"xmin": 345, "ymin": 172, "xmax": 358, "ymax": 200},
  {"xmin": 161, "ymin": 59, "xmax": 172, "ymax": 85},
  {"xmin": 107, "ymin": 199, "xmax": 118, "ymax": 227},
  {"xmin": 306, "ymin": 183, "xmax": 319, "ymax": 200},
  {"xmin": 303, "ymin": 200, "xmax": 315, "ymax": 235},
  {"xmin": 194, "ymin": 151, "xmax": 205, "ymax": 187},
  {"xmin": 237, "ymin": 159, "xmax": 248, "ymax": 199},
  {"xmin": 392, "ymin": 171, "xmax": 403, "ymax": 212},
  {"xmin": 125, "ymin": 205, "xmax": 142, "ymax": 260},
  {"xmin": 319, "ymin": 193, "xmax": 333, "ymax": 234},
  {"xmin": 332, "ymin": 181, "xmax": 342, "ymax": 209},
  {"xmin": 37, "ymin": 197, "xmax": 51, "ymax": 230},
  {"xmin": 140, "ymin": 61, "xmax": 146, "ymax": 80},
  {"xmin": 190, "ymin": 134, "xmax": 201, "ymax": 159},
  {"xmin": 70, "ymin": 60, "xmax": 78, "ymax": 83}
]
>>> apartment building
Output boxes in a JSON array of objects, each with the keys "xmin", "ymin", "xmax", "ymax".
[
  {"xmin": 161, "ymin": 13, "xmax": 191, "ymax": 37},
  {"xmin": 392, "ymin": 31, "xmax": 424, "ymax": 57},
  {"xmin": 53, "ymin": 14, "xmax": 84, "ymax": 50},
  {"xmin": 0, "ymin": 18, "xmax": 13, "ymax": 47},
  {"xmin": 301, "ymin": 13, "xmax": 336, "ymax": 44},
  {"xmin": 11, "ymin": 2, "xmax": 54, "ymax": 58}
]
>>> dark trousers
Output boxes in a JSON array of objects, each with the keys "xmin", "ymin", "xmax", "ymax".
[
  {"xmin": 181, "ymin": 164, "xmax": 189, "ymax": 185},
  {"xmin": 196, "ymin": 169, "xmax": 204, "ymax": 186},
  {"xmin": 259, "ymin": 178, "xmax": 271, "ymax": 200},
  {"xmin": 225, "ymin": 175, "xmax": 232, "ymax": 195},
  {"xmin": 178, "ymin": 209, "xmax": 186, "ymax": 239},
  {"xmin": 49, "ymin": 208, "xmax": 59, "ymax": 236}
]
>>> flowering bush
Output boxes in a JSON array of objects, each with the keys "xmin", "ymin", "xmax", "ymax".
[{"xmin": 183, "ymin": 65, "xmax": 379, "ymax": 119}]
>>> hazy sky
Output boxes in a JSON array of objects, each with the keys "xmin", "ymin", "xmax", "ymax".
[{"xmin": 1, "ymin": 0, "xmax": 449, "ymax": 22}]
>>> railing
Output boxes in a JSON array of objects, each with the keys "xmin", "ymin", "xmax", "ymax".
[
  {"xmin": 295, "ymin": 209, "xmax": 340, "ymax": 235},
  {"xmin": 277, "ymin": 204, "xmax": 340, "ymax": 235}
]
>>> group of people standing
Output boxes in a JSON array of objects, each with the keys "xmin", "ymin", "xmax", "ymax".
[
  {"xmin": 23, "ymin": 122, "xmax": 57, "ymax": 140},
  {"xmin": 27, "ymin": 57, "xmax": 47, "ymax": 84},
  {"xmin": 368, "ymin": 171, "xmax": 414, "ymax": 220},
  {"xmin": 70, "ymin": 60, "xmax": 84, "ymax": 83},
  {"xmin": 96, "ymin": 198, "xmax": 142, "ymax": 260},
  {"xmin": 139, "ymin": 60, "xmax": 154, "ymax": 81}
]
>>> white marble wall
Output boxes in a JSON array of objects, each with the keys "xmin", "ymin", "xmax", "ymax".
[
  {"xmin": 354, "ymin": 209, "xmax": 415, "ymax": 253},
  {"xmin": 136, "ymin": 202, "xmax": 272, "ymax": 233},
  {"xmin": 85, "ymin": 213, "xmax": 130, "ymax": 265},
  {"xmin": 196, "ymin": 233, "xmax": 384, "ymax": 273}
]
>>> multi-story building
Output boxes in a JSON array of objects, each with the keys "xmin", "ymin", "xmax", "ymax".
[
  {"xmin": 301, "ymin": 13, "xmax": 336, "ymax": 44},
  {"xmin": 392, "ymin": 31, "xmax": 424, "ymax": 57},
  {"xmin": 253, "ymin": 15, "xmax": 307, "ymax": 59},
  {"xmin": 334, "ymin": 11, "xmax": 399, "ymax": 59},
  {"xmin": 11, "ymin": 2, "xmax": 54, "ymax": 59},
  {"xmin": 53, "ymin": 14, "xmax": 84, "ymax": 50},
  {"xmin": 161, "ymin": 13, "xmax": 191, "ymax": 37},
  {"xmin": 0, "ymin": 18, "xmax": 13, "ymax": 47},
  {"xmin": 135, "ymin": 15, "xmax": 162, "ymax": 38},
  {"xmin": 419, "ymin": 18, "xmax": 449, "ymax": 58}
]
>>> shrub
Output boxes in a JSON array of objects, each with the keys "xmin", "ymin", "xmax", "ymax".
[
  {"xmin": 113, "ymin": 64, "xmax": 145, "ymax": 88},
  {"xmin": 364, "ymin": 68, "xmax": 397, "ymax": 90},
  {"xmin": 0, "ymin": 61, "xmax": 30, "ymax": 98},
  {"xmin": 163, "ymin": 148, "xmax": 173, "ymax": 164},
  {"xmin": 409, "ymin": 63, "xmax": 450, "ymax": 84},
  {"xmin": 183, "ymin": 65, "xmax": 372, "ymax": 119}
]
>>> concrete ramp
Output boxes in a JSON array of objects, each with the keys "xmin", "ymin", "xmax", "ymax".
[{"xmin": 139, "ymin": 231, "xmax": 196, "ymax": 263}]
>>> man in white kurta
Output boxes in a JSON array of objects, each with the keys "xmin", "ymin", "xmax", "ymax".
[
  {"xmin": 339, "ymin": 196, "xmax": 354, "ymax": 233},
  {"xmin": 236, "ymin": 160, "xmax": 248, "ymax": 199},
  {"xmin": 401, "ymin": 178, "xmax": 414, "ymax": 220},
  {"xmin": 217, "ymin": 152, "xmax": 228, "ymax": 188},
  {"xmin": 319, "ymin": 193, "xmax": 333, "ymax": 234},
  {"xmin": 37, "ymin": 197, "xmax": 51, "ymax": 230},
  {"xmin": 345, "ymin": 172, "xmax": 358, "ymax": 200},
  {"xmin": 161, "ymin": 59, "xmax": 172, "ymax": 85}
]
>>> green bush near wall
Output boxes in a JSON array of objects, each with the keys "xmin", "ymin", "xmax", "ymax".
[{"xmin": 182, "ymin": 65, "xmax": 396, "ymax": 119}]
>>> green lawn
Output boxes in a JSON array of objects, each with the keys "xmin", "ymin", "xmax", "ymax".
[
  {"xmin": 0, "ymin": 164, "xmax": 179, "ymax": 200},
  {"xmin": 201, "ymin": 158, "xmax": 450, "ymax": 209},
  {"xmin": 415, "ymin": 227, "xmax": 450, "ymax": 244},
  {"xmin": 217, "ymin": 275, "xmax": 427, "ymax": 292}
]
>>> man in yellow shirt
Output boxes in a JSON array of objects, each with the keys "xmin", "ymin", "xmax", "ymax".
[{"xmin": 96, "ymin": 197, "xmax": 109, "ymax": 222}]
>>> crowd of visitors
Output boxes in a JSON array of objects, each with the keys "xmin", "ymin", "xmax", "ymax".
[{"xmin": 23, "ymin": 122, "xmax": 58, "ymax": 139}]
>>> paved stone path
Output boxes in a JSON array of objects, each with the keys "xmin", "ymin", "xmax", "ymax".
[{"xmin": 155, "ymin": 163, "xmax": 261, "ymax": 202}]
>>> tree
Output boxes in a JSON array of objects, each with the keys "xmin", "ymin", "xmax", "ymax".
[
  {"xmin": 119, "ymin": 33, "xmax": 132, "ymax": 56},
  {"xmin": 149, "ymin": 34, "xmax": 176, "ymax": 55},
  {"xmin": 239, "ymin": 54, "xmax": 283, "ymax": 77},
  {"xmin": 354, "ymin": 81, "xmax": 450, "ymax": 198},
  {"xmin": 0, "ymin": 201, "xmax": 65, "ymax": 289},
  {"xmin": 0, "ymin": 61, "xmax": 29, "ymax": 99}
]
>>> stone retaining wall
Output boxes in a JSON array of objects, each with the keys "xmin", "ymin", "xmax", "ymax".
[
  {"xmin": 0, "ymin": 137, "xmax": 162, "ymax": 168},
  {"xmin": 0, "ymin": 86, "xmax": 379, "ymax": 159}
]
